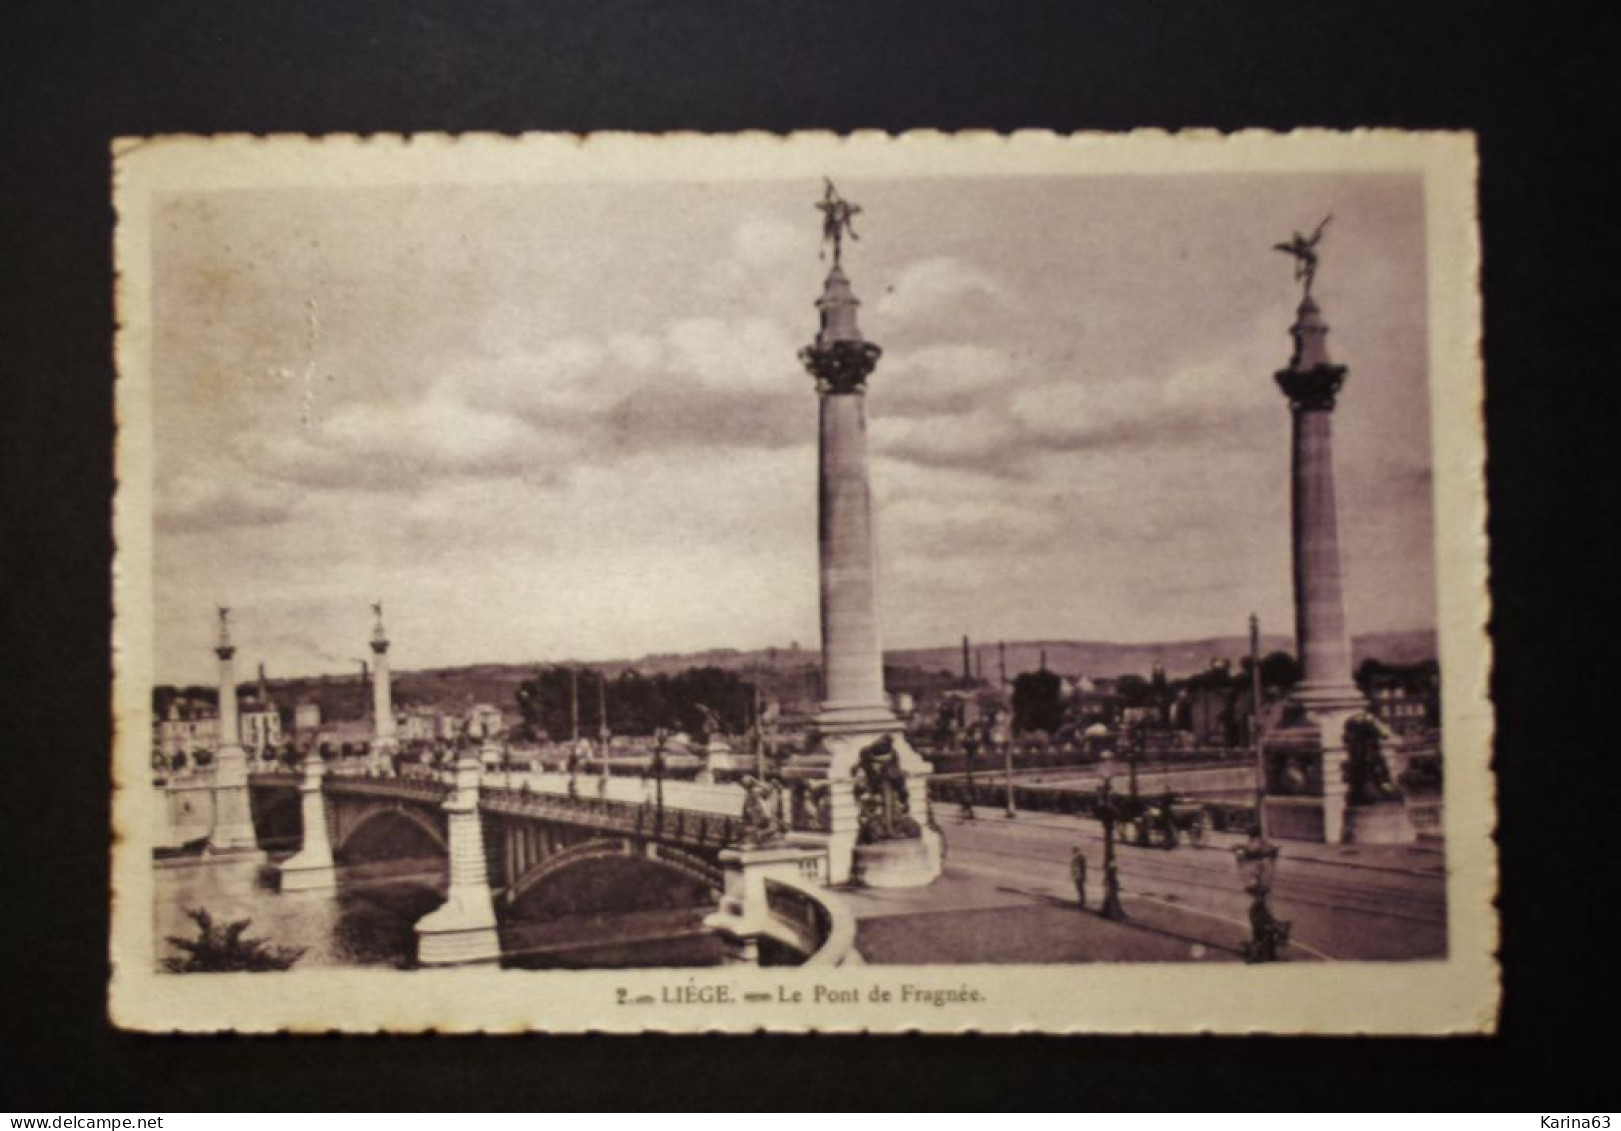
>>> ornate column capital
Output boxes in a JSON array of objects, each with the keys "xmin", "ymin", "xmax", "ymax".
[
  {"xmin": 1275, "ymin": 364, "xmax": 1348, "ymax": 412},
  {"xmin": 800, "ymin": 340, "xmax": 882, "ymax": 395}
]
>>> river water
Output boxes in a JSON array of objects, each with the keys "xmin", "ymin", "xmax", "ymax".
[{"xmin": 153, "ymin": 853, "xmax": 726, "ymax": 971}]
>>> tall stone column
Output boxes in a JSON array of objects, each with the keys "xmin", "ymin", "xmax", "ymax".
[
  {"xmin": 1271, "ymin": 292, "xmax": 1367, "ymax": 843},
  {"xmin": 278, "ymin": 758, "xmax": 336, "ymax": 891},
  {"xmin": 1277, "ymin": 296, "xmax": 1361, "ymax": 707},
  {"xmin": 415, "ymin": 756, "xmax": 501, "ymax": 965},
  {"xmin": 369, "ymin": 603, "xmax": 397, "ymax": 769},
  {"xmin": 793, "ymin": 183, "xmax": 940, "ymax": 888},
  {"xmin": 207, "ymin": 608, "xmax": 260, "ymax": 854}
]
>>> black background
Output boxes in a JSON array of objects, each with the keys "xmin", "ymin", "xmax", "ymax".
[{"xmin": 2, "ymin": 0, "xmax": 1614, "ymax": 1111}]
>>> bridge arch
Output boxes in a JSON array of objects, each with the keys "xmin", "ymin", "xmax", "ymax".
[
  {"xmin": 334, "ymin": 800, "xmax": 449, "ymax": 860},
  {"xmin": 505, "ymin": 837, "xmax": 722, "ymax": 905}
]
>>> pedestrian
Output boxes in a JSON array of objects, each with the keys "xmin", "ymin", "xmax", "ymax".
[
  {"xmin": 1101, "ymin": 857, "xmax": 1125, "ymax": 921},
  {"xmin": 1069, "ymin": 847, "xmax": 1088, "ymax": 910}
]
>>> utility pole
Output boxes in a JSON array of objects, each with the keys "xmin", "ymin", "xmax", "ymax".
[
  {"xmin": 1250, "ymin": 613, "xmax": 1267, "ymax": 839},
  {"xmin": 1001, "ymin": 713, "xmax": 1016, "ymax": 819},
  {"xmin": 597, "ymin": 670, "xmax": 611, "ymax": 787},
  {"xmin": 752, "ymin": 686, "xmax": 766, "ymax": 779},
  {"xmin": 570, "ymin": 667, "xmax": 579, "ymax": 744}
]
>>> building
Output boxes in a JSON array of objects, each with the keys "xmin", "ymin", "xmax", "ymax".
[
  {"xmin": 1182, "ymin": 686, "xmax": 1234, "ymax": 747},
  {"xmin": 294, "ymin": 702, "xmax": 323, "ymax": 734},
  {"xmin": 466, "ymin": 703, "xmax": 507, "ymax": 739},
  {"xmin": 239, "ymin": 703, "xmax": 283, "ymax": 754},
  {"xmin": 1368, "ymin": 684, "xmax": 1436, "ymax": 737},
  {"xmin": 155, "ymin": 690, "xmax": 282, "ymax": 760},
  {"xmin": 399, "ymin": 705, "xmax": 444, "ymax": 743},
  {"xmin": 156, "ymin": 698, "xmax": 218, "ymax": 762}
]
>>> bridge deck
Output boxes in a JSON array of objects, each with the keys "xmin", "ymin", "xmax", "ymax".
[{"xmin": 253, "ymin": 768, "xmax": 748, "ymax": 853}]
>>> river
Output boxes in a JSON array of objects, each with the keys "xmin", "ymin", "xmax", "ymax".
[{"xmin": 153, "ymin": 853, "xmax": 726, "ymax": 972}]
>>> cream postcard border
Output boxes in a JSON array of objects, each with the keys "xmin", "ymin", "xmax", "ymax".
[{"xmin": 109, "ymin": 129, "xmax": 1494, "ymax": 1034}]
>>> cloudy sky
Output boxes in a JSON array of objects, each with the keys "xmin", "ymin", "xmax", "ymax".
[{"xmin": 149, "ymin": 168, "xmax": 1433, "ymax": 685}]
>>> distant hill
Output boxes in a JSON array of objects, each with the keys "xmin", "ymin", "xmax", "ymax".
[
  {"xmin": 887, "ymin": 629, "xmax": 1438, "ymax": 682},
  {"xmin": 228, "ymin": 629, "xmax": 1437, "ymax": 718}
]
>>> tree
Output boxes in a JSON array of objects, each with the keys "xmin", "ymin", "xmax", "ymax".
[
  {"xmin": 516, "ymin": 665, "xmax": 757, "ymax": 739},
  {"xmin": 1241, "ymin": 651, "xmax": 1301, "ymax": 694},
  {"xmin": 1114, "ymin": 673, "xmax": 1155, "ymax": 708},
  {"xmin": 163, "ymin": 907, "xmax": 305, "ymax": 972},
  {"xmin": 1259, "ymin": 651, "xmax": 1301, "ymax": 692},
  {"xmin": 1012, "ymin": 669, "xmax": 1065, "ymax": 735}
]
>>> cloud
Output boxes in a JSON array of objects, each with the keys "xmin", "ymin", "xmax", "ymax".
[
  {"xmin": 731, "ymin": 217, "xmax": 804, "ymax": 269},
  {"xmin": 878, "ymin": 344, "xmax": 1019, "ymax": 417},
  {"xmin": 242, "ymin": 381, "xmax": 571, "ymax": 494},
  {"xmin": 156, "ymin": 474, "xmax": 299, "ymax": 534},
  {"xmin": 874, "ymin": 257, "xmax": 1007, "ymax": 324},
  {"xmin": 871, "ymin": 409, "xmax": 1026, "ymax": 475},
  {"xmin": 666, "ymin": 316, "xmax": 801, "ymax": 396}
]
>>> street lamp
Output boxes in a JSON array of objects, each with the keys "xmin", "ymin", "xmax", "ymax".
[
  {"xmin": 1127, "ymin": 721, "xmax": 1141, "ymax": 804},
  {"xmin": 1248, "ymin": 613, "xmax": 1268, "ymax": 840},
  {"xmin": 650, "ymin": 732, "xmax": 667, "ymax": 828},
  {"xmin": 959, "ymin": 725, "xmax": 978, "ymax": 822},
  {"xmin": 996, "ymin": 713, "xmax": 1016, "ymax": 819},
  {"xmin": 1097, "ymin": 763, "xmax": 1126, "ymax": 921},
  {"xmin": 1234, "ymin": 828, "xmax": 1288, "ymax": 962}
]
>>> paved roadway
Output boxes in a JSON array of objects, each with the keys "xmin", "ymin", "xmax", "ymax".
[
  {"xmin": 931, "ymin": 805, "xmax": 1448, "ymax": 961},
  {"xmin": 846, "ymin": 805, "xmax": 1447, "ymax": 963}
]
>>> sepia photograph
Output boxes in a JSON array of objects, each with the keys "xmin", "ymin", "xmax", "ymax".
[{"xmin": 109, "ymin": 130, "xmax": 1492, "ymax": 1033}]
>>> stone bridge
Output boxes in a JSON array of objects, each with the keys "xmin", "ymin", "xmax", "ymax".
[{"xmin": 246, "ymin": 757, "xmax": 844, "ymax": 967}]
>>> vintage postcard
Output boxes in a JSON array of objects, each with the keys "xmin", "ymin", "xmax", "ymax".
[{"xmin": 110, "ymin": 129, "xmax": 1494, "ymax": 1033}]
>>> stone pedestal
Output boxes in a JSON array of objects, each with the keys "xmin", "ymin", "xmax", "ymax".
[
  {"xmin": 704, "ymin": 843, "xmax": 827, "ymax": 962},
  {"xmin": 278, "ymin": 761, "xmax": 337, "ymax": 892},
  {"xmin": 415, "ymin": 756, "xmax": 500, "ymax": 965},
  {"xmin": 1262, "ymin": 690, "xmax": 1431, "ymax": 845},
  {"xmin": 798, "ymin": 728, "xmax": 940, "ymax": 886},
  {"xmin": 1342, "ymin": 800, "xmax": 1415, "ymax": 844},
  {"xmin": 852, "ymin": 835, "xmax": 941, "ymax": 888},
  {"xmin": 699, "ymin": 738, "xmax": 750, "ymax": 782},
  {"xmin": 1262, "ymin": 702, "xmax": 1358, "ymax": 844},
  {"xmin": 207, "ymin": 745, "xmax": 262, "ymax": 856}
]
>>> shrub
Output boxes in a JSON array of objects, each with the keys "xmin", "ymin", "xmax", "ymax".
[{"xmin": 163, "ymin": 907, "xmax": 306, "ymax": 973}]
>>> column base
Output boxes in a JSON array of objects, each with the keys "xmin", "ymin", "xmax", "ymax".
[
  {"xmin": 794, "ymin": 723, "xmax": 942, "ymax": 888},
  {"xmin": 416, "ymin": 892, "xmax": 501, "ymax": 966},
  {"xmin": 206, "ymin": 824, "xmax": 262, "ymax": 856},
  {"xmin": 852, "ymin": 829, "xmax": 942, "ymax": 888},
  {"xmin": 203, "ymin": 843, "xmax": 265, "ymax": 864},
  {"xmin": 1290, "ymin": 681, "xmax": 1366, "ymax": 712},
  {"xmin": 278, "ymin": 850, "xmax": 337, "ymax": 892},
  {"xmin": 812, "ymin": 701, "xmax": 906, "ymax": 742},
  {"xmin": 1341, "ymin": 799, "xmax": 1416, "ymax": 844}
]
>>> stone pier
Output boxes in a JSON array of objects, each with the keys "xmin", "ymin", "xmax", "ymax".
[
  {"xmin": 278, "ymin": 759, "xmax": 337, "ymax": 891},
  {"xmin": 704, "ymin": 843, "xmax": 827, "ymax": 963},
  {"xmin": 415, "ymin": 756, "xmax": 501, "ymax": 965}
]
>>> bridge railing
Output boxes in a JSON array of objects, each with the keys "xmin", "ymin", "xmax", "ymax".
[
  {"xmin": 480, "ymin": 785, "xmax": 741, "ymax": 850},
  {"xmin": 324, "ymin": 774, "xmax": 452, "ymax": 804}
]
